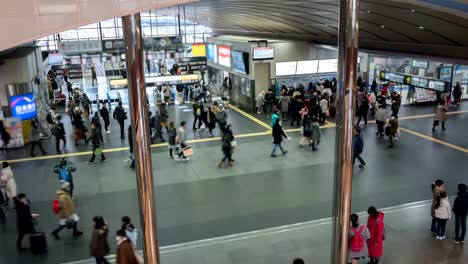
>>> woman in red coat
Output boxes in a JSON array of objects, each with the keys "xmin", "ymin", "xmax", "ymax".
[{"xmin": 367, "ymin": 206, "xmax": 385, "ymax": 264}]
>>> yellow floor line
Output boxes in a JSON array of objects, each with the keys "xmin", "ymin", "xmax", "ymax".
[
  {"xmin": 230, "ymin": 105, "xmax": 272, "ymax": 130},
  {"xmin": 399, "ymin": 127, "xmax": 468, "ymax": 153}
]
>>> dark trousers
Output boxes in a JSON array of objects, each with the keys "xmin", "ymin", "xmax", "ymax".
[
  {"xmin": 291, "ymin": 115, "xmax": 301, "ymax": 126},
  {"xmin": 431, "ymin": 217, "xmax": 437, "ymax": 233},
  {"xmin": 52, "ymin": 221, "xmax": 79, "ymax": 235},
  {"xmin": 31, "ymin": 141, "xmax": 46, "ymax": 156},
  {"xmin": 320, "ymin": 112, "xmax": 326, "ymax": 123},
  {"xmin": 435, "ymin": 218, "xmax": 448, "ymax": 237},
  {"xmin": 281, "ymin": 111, "xmax": 287, "ymax": 120},
  {"xmin": 356, "ymin": 112, "xmax": 368, "ymax": 125},
  {"xmin": 95, "ymin": 256, "xmax": 109, "ymax": 264},
  {"xmin": 17, "ymin": 229, "xmax": 35, "ymax": 248},
  {"xmin": 92, "ymin": 76, "xmax": 97, "ymax": 86},
  {"xmin": 219, "ymin": 122, "xmax": 227, "ymax": 132},
  {"xmin": 89, "ymin": 145, "xmax": 105, "ymax": 162},
  {"xmin": 118, "ymin": 119, "xmax": 125, "ymax": 139},
  {"xmin": 103, "ymin": 117, "xmax": 110, "ymax": 132},
  {"xmin": 455, "ymin": 215, "xmax": 467, "ymax": 241},
  {"xmin": 193, "ymin": 116, "xmax": 202, "ymax": 129},
  {"xmin": 353, "ymin": 154, "xmax": 365, "ymax": 166},
  {"xmin": 376, "ymin": 120, "xmax": 385, "ymax": 136},
  {"xmin": 55, "ymin": 135, "xmax": 66, "ymax": 153},
  {"xmin": 433, "ymin": 120, "xmax": 445, "ymax": 131},
  {"xmin": 178, "ymin": 143, "xmax": 188, "ymax": 158},
  {"xmin": 222, "ymin": 151, "xmax": 233, "ymax": 162}
]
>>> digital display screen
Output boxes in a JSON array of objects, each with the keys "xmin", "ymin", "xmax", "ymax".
[
  {"xmin": 232, "ymin": 51, "xmax": 247, "ymax": 74},
  {"xmin": 253, "ymin": 47, "xmax": 274, "ymax": 60},
  {"xmin": 207, "ymin": 44, "xmax": 217, "ymax": 62},
  {"xmin": 276, "ymin": 62, "xmax": 297, "ymax": 76},
  {"xmin": 218, "ymin": 45, "xmax": 231, "ymax": 68},
  {"xmin": 191, "ymin": 43, "xmax": 206, "ymax": 57},
  {"xmin": 10, "ymin": 93, "xmax": 37, "ymax": 120},
  {"xmin": 296, "ymin": 60, "xmax": 319, "ymax": 75},
  {"xmin": 318, "ymin": 59, "xmax": 338, "ymax": 73}
]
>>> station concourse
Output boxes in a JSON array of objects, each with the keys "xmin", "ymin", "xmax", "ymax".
[{"xmin": 0, "ymin": 1, "xmax": 467, "ymax": 264}]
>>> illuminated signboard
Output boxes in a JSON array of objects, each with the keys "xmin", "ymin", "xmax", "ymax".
[
  {"xmin": 207, "ymin": 44, "xmax": 217, "ymax": 62},
  {"xmin": 191, "ymin": 43, "xmax": 207, "ymax": 57},
  {"xmin": 218, "ymin": 45, "xmax": 231, "ymax": 68},
  {"xmin": 253, "ymin": 47, "xmax": 275, "ymax": 60},
  {"xmin": 380, "ymin": 71, "xmax": 448, "ymax": 92},
  {"xmin": 276, "ymin": 62, "xmax": 297, "ymax": 76},
  {"xmin": 109, "ymin": 74, "xmax": 200, "ymax": 89},
  {"xmin": 318, "ymin": 59, "xmax": 338, "ymax": 73},
  {"xmin": 296, "ymin": 60, "xmax": 319, "ymax": 75},
  {"xmin": 232, "ymin": 51, "xmax": 249, "ymax": 74},
  {"xmin": 10, "ymin": 93, "xmax": 37, "ymax": 120},
  {"xmin": 412, "ymin": 60, "xmax": 428, "ymax": 69}
]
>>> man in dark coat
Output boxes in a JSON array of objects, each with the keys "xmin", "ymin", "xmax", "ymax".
[{"xmin": 15, "ymin": 193, "xmax": 38, "ymax": 250}]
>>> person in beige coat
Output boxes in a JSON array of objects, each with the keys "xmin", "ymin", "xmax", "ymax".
[
  {"xmin": 432, "ymin": 102, "xmax": 448, "ymax": 132},
  {"xmin": 52, "ymin": 181, "xmax": 83, "ymax": 239},
  {"xmin": 0, "ymin": 162, "xmax": 16, "ymax": 206}
]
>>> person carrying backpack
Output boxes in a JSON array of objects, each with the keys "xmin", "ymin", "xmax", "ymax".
[
  {"xmin": 348, "ymin": 213, "xmax": 370, "ymax": 264},
  {"xmin": 53, "ymin": 158, "xmax": 77, "ymax": 199},
  {"xmin": 113, "ymin": 102, "xmax": 127, "ymax": 139}
]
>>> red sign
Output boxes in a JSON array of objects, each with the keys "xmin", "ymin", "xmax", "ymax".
[{"xmin": 218, "ymin": 45, "xmax": 231, "ymax": 67}]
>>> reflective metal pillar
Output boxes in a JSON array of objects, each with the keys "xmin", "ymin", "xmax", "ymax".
[
  {"xmin": 122, "ymin": 14, "xmax": 160, "ymax": 264},
  {"xmin": 331, "ymin": 0, "xmax": 360, "ymax": 263}
]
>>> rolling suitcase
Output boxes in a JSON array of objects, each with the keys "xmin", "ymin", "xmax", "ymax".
[{"xmin": 30, "ymin": 232, "xmax": 48, "ymax": 254}]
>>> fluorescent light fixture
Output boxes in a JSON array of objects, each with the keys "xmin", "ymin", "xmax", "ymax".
[
  {"xmin": 419, "ymin": 26, "xmax": 424, "ymax": 29},
  {"xmin": 367, "ymin": 10, "xmax": 371, "ymax": 13},
  {"xmin": 411, "ymin": 9, "xmax": 416, "ymax": 12},
  {"xmin": 380, "ymin": 25, "xmax": 385, "ymax": 28}
]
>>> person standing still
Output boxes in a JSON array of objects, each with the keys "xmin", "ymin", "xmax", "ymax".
[
  {"xmin": 375, "ymin": 105, "xmax": 387, "ymax": 137},
  {"xmin": 367, "ymin": 207, "xmax": 385, "ymax": 264},
  {"xmin": 453, "ymin": 183, "xmax": 468, "ymax": 243},
  {"xmin": 264, "ymin": 89, "xmax": 275, "ymax": 118},
  {"xmin": 0, "ymin": 162, "xmax": 17, "ymax": 207},
  {"xmin": 434, "ymin": 191, "xmax": 451, "ymax": 240},
  {"xmin": 432, "ymin": 101, "xmax": 448, "ymax": 132},
  {"xmin": 113, "ymin": 102, "xmax": 127, "ymax": 139},
  {"xmin": 30, "ymin": 120, "xmax": 47, "ymax": 157},
  {"xmin": 99, "ymin": 104, "xmax": 111, "ymax": 134},
  {"xmin": 176, "ymin": 121, "xmax": 189, "ymax": 161},
  {"xmin": 91, "ymin": 66, "xmax": 98, "ymax": 86},
  {"xmin": 353, "ymin": 126, "xmax": 365, "ymax": 168}
]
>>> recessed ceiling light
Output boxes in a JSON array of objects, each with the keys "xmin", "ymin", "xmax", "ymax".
[
  {"xmin": 367, "ymin": 10, "xmax": 371, "ymax": 13},
  {"xmin": 411, "ymin": 9, "xmax": 416, "ymax": 13},
  {"xmin": 419, "ymin": 26, "xmax": 424, "ymax": 29},
  {"xmin": 380, "ymin": 25, "xmax": 385, "ymax": 28}
]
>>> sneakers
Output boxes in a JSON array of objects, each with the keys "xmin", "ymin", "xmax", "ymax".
[
  {"xmin": 183, "ymin": 157, "xmax": 190, "ymax": 161},
  {"xmin": 282, "ymin": 151, "xmax": 288, "ymax": 155},
  {"xmin": 359, "ymin": 164, "xmax": 365, "ymax": 168},
  {"xmin": 270, "ymin": 154, "xmax": 277, "ymax": 158},
  {"xmin": 454, "ymin": 240, "xmax": 460, "ymax": 244},
  {"xmin": 106, "ymin": 130, "xmax": 111, "ymax": 134},
  {"xmin": 436, "ymin": 236, "xmax": 446, "ymax": 240}
]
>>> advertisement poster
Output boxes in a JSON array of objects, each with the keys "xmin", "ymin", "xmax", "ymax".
[
  {"xmin": 207, "ymin": 44, "xmax": 217, "ymax": 63},
  {"xmin": 0, "ymin": 117, "xmax": 24, "ymax": 148},
  {"xmin": 232, "ymin": 51, "xmax": 247, "ymax": 74},
  {"xmin": 10, "ymin": 93, "xmax": 37, "ymax": 120},
  {"xmin": 218, "ymin": 45, "xmax": 231, "ymax": 68}
]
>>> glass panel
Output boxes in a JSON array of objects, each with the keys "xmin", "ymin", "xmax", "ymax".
[
  {"xmin": 157, "ymin": 26, "xmax": 177, "ymax": 36},
  {"xmin": 101, "ymin": 27, "xmax": 118, "ymax": 39},
  {"xmin": 77, "ymin": 28, "xmax": 100, "ymax": 39},
  {"xmin": 100, "ymin": 19, "xmax": 116, "ymax": 28},
  {"xmin": 142, "ymin": 27, "xmax": 152, "ymax": 37},
  {"xmin": 60, "ymin": 29, "xmax": 78, "ymax": 40}
]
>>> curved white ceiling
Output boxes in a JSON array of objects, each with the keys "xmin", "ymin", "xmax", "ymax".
[{"xmin": 0, "ymin": 0, "xmax": 195, "ymax": 52}]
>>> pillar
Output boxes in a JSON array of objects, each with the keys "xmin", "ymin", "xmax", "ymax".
[{"xmin": 122, "ymin": 13, "xmax": 160, "ymax": 264}]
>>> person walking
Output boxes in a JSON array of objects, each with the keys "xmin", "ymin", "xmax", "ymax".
[
  {"xmin": 54, "ymin": 158, "xmax": 77, "ymax": 199},
  {"xmin": 356, "ymin": 95, "xmax": 369, "ymax": 125},
  {"xmin": 0, "ymin": 162, "xmax": 16, "ymax": 207},
  {"xmin": 175, "ymin": 121, "xmax": 189, "ymax": 161},
  {"xmin": 113, "ymin": 102, "xmax": 127, "ymax": 139},
  {"xmin": 167, "ymin": 122, "xmax": 177, "ymax": 158},
  {"xmin": 256, "ymin": 91, "xmax": 265, "ymax": 114},
  {"xmin": 298, "ymin": 116, "xmax": 312, "ymax": 148},
  {"xmin": 367, "ymin": 206, "xmax": 385, "ymax": 264},
  {"xmin": 87, "ymin": 123, "xmax": 106, "ymax": 163},
  {"xmin": 90, "ymin": 216, "xmax": 110, "ymax": 264},
  {"xmin": 432, "ymin": 101, "xmax": 448, "ymax": 132},
  {"xmin": 218, "ymin": 125, "xmax": 235, "ymax": 168},
  {"xmin": 15, "ymin": 193, "xmax": 39, "ymax": 250},
  {"xmin": 115, "ymin": 230, "xmax": 140, "ymax": 264},
  {"xmin": 319, "ymin": 95, "xmax": 329, "ymax": 124},
  {"xmin": 52, "ymin": 116, "xmax": 67, "ymax": 154},
  {"xmin": 279, "ymin": 93, "xmax": 290, "ymax": 121},
  {"xmin": 431, "ymin": 179, "xmax": 445, "ymax": 234},
  {"xmin": 30, "ymin": 120, "xmax": 47, "ymax": 157},
  {"xmin": 99, "ymin": 104, "xmax": 111, "ymax": 134},
  {"xmin": 192, "ymin": 102, "xmax": 202, "ymax": 130},
  {"xmin": 290, "ymin": 97, "xmax": 302, "ymax": 127},
  {"xmin": 271, "ymin": 119, "xmax": 289, "ymax": 158},
  {"xmin": 206, "ymin": 107, "xmax": 217, "ymax": 137},
  {"xmin": 218, "ymin": 107, "xmax": 228, "ymax": 132},
  {"xmin": 386, "ymin": 115, "xmax": 399, "ymax": 148},
  {"xmin": 375, "ymin": 105, "xmax": 387, "ymax": 137},
  {"xmin": 91, "ymin": 66, "xmax": 98, "ymax": 86},
  {"xmin": 353, "ymin": 126, "xmax": 365, "ymax": 168},
  {"xmin": 264, "ymin": 89, "xmax": 275, "ymax": 118},
  {"xmin": 158, "ymin": 104, "xmax": 169, "ymax": 133},
  {"xmin": 390, "ymin": 92, "xmax": 401, "ymax": 117},
  {"xmin": 453, "ymin": 82, "xmax": 463, "ymax": 106},
  {"xmin": 0, "ymin": 120, "xmax": 10, "ymax": 152},
  {"xmin": 51, "ymin": 181, "xmax": 83, "ymax": 239},
  {"xmin": 91, "ymin": 112, "xmax": 104, "ymax": 143},
  {"xmin": 310, "ymin": 117, "xmax": 321, "ymax": 151},
  {"xmin": 434, "ymin": 191, "xmax": 451, "ymax": 240},
  {"xmin": 121, "ymin": 216, "xmax": 138, "ymax": 249},
  {"xmin": 452, "ymin": 183, "xmax": 468, "ymax": 243},
  {"xmin": 348, "ymin": 213, "xmax": 370, "ymax": 264},
  {"xmin": 74, "ymin": 114, "xmax": 87, "ymax": 145}
]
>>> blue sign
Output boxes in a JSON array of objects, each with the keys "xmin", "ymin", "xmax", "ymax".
[
  {"xmin": 232, "ymin": 51, "xmax": 246, "ymax": 74},
  {"xmin": 10, "ymin": 93, "xmax": 37, "ymax": 120},
  {"xmin": 207, "ymin": 44, "xmax": 217, "ymax": 63}
]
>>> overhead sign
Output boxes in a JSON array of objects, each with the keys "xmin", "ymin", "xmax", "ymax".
[
  {"xmin": 380, "ymin": 71, "xmax": 449, "ymax": 92},
  {"xmin": 296, "ymin": 60, "xmax": 319, "ymax": 75},
  {"xmin": 253, "ymin": 47, "xmax": 275, "ymax": 60},
  {"xmin": 58, "ymin": 40, "xmax": 102, "ymax": 54},
  {"xmin": 218, "ymin": 45, "xmax": 231, "ymax": 68},
  {"xmin": 412, "ymin": 60, "xmax": 428, "ymax": 69},
  {"xmin": 276, "ymin": 62, "xmax": 297, "ymax": 76},
  {"xmin": 109, "ymin": 74, "xmax": 200, "ymax": 89},
  {"xmin": 318, "ymin": 59, "xmax": 338, "ymax": 73},
  {"xmin": 102, "ymin": 36, "xmax": 183, "ymax": 52},
  {"xmin": 191, "ymin": 43, "xmax": 206, "ymax": 57},
  {"xmin": 10, "ymin": 93, "xmax": 37, "ymax": 120}
]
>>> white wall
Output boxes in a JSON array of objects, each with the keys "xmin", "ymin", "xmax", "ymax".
[{"xmin": 0, "ymin": 49, "xmax": 42, "ymax": 105}]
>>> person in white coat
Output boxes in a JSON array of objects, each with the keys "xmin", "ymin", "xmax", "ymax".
[
  {"xmin": 434, "ymin": 191, "xmax": 451, "ymax": 240},
  {"xmin": 0, "ymin": 162, "xmax": 16, "ymax": 207}
]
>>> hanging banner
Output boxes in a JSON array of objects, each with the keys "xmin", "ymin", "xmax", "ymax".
[{"xmin": 58, "ymin": 40, "xmax": 103, "ymax": 54}]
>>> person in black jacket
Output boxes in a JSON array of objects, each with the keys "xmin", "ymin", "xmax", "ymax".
[
  {"xmin": 15, "ymin": 193, "xmax": 39, "ymax": 250},
  {"xmin": 87, "ymin": 123, "xmax": 105, "ymax": 163},
  {"xmin": 453, "ymin": 183, "xmax": 468, "ymax": 243},
  {"xmin": 99, "ymin": 105, "xmax": 111, "ymax": 134},
  {"xmin": 113, "ymin": 102, "xmax": 127, "ymax": 139},
  {"xmin": 218, "ymin": 125, "xmax": 235, "ymax": 168},
  {"xmin": 53, "ymin": 115, "xmax": 67, "ymax": 154},
  {"xmin": 91, "ymin": 112, "xmax": 104, "ymax": 143},
  {"xmin": 271, "ymin": 119, "xmax": 289, "ymax": 157},
  {"xmin": 264, "ymin": 89, "xmax": 275, "ymax": 118}
]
